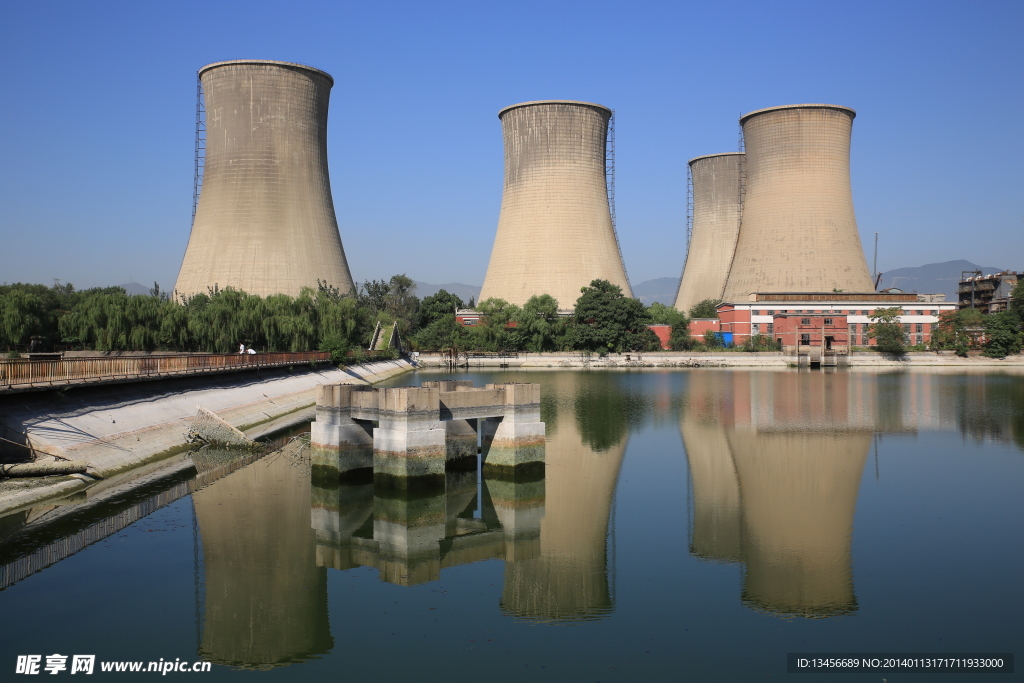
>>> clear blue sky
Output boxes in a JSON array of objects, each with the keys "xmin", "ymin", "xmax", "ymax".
[{"xmin": 1, "ymin": 0, "xmax": 1021, "ymax": 292}]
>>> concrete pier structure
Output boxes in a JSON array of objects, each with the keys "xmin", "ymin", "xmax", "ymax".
[{"xmin": 310, "ymin": 381, "xmax": 545, "ymax": 485}]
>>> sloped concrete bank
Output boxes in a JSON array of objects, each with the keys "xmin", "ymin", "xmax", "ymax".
[{"xmin": 0, "ymin": 359, "xmax": 414, "ymax": 515}]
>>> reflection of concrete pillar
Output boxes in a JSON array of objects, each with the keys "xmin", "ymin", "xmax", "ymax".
[
  {"xmin": 728, "ymin": 429, "xmax": 870, "ymax": 618},
  {"xmin": 373, "ymin": 488, "xmax": 447, "ymax": 586},
  {"xmin": 485, "ymin": 474, "xmax": 544, "ymax": 562},
  {"xmin": 481, "ymin": 383, "xmax": 545, "ymax": 475},
  {"xmin": 193, "ymin": 452, "xmax": 332, "ymax": 668},
  {"xmin": 500, "ymin": 389, "xmax": 624, "ymax": 621},
  {"xmin": 311, "ymin": 480, "xmax": 373, "ymax": 571},
  {"xmin": 373, "ymin": 387, "xmax": 446, "ymax": 483},
  {"xmin": 310, "ymin": 385, "xmax": 374, "ymax": 477},
  {"xmin": 681, "ymin": 415, "xmax": 742, "ymax": 563}
]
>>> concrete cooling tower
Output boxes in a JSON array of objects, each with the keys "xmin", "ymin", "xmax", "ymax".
[
  {"xmin": 479, "ymin": 101, "xmax": 632, "ymax": 308},
  {"xmin": 721, "ymin": 104, "xmax": 873, "ymax": 301},
  {"xmin": 674, "ymin": 153, "xmax": 744, "ymax": 313},
  {"xmin": 174, "ymin": 60, "xmax": 354, "ymax": 299}
]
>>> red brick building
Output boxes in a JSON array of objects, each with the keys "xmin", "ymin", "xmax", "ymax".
[{"xmin": 714, "ymin": 293, "xmax": 958, "ymax": 348}]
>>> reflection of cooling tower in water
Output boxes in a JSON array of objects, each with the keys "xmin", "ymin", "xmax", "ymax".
[
  {"xmin": 193, "ymin": 454, "xmax": 332, "ymax": 668},
  {"xmin": 501, "ymin": 373, "xmax": 627, "ymax": 620},
  {"xmin": 727, "ymin": 428, "xmax": 869, "ymax": 617},
  {"xmin": 681, "ymin": 415, "xmax": 742, "ymax": 563}
]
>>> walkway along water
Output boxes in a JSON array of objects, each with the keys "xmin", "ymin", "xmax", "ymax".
[{"xmin": 0, "ymin": 359, "xmax": 416, "ymax": 516}]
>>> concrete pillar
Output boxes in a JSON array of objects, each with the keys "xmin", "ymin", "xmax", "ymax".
[
  {"xmin": 372, "ymin": 387, "xmax": 446, "ymax": 486},
  {"xmin": 481, "ymin": 383, "xmax": 545, "ymax": 476},
  {"xmin": 310, "ymin": 384, "xmax": 374, "ymax": 478}
]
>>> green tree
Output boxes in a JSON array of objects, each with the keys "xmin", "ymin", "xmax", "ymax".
[
  {"xmin": 467, "ymin": 298, "xmax": 523, "ymax": 352},
  {"xmin": 419, "ymin": 289, "xmax": 464, "ymax": 328},
  {"xmin": 567, "ymin": 279, "xmax": 658, "ymax": 353},
  {"xmin": 868, "ymin": 307, "xmax": 907, "ymax": 355},
  {"xmin": 647, "ymin": 302, "xmax": 692, "ymax": 351},
  {"xmin": 1009, "ymin": 279, "xmax": 1024, "ymax": 324},
  {"xmin": 930, "ymin": 308, "xmax": 983, "ymax": 355},
  {"xmin": 982, "ymin": 311, "xmax": 1023, "ymax": 358},
  {"xmin": 688, "ymin": 298, "xmax": 722, "ymax": 319},
  {"xmin": 516, "ymin": 294, "xmax": 566, "ymax": 352}
]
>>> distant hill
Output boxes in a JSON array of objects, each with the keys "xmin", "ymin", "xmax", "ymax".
[
  {"xmin": 413, "ymin": 281, "xmax": 481, "ymax": 304},
  {"xmin": 632, "ymin": 277, "xmax": 679, "ymax": 306},
  {"xmin": 878, "ymin": 260, "xmax": 1005, "ymax": 301},
  {"xmin": 119, "ymin": 282, "xmax": 152, "ymax": 296}
]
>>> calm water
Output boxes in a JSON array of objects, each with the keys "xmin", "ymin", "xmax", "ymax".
[{"xmin": 0, "ymin": 368, "xmax": 1021, "ymax": 681}]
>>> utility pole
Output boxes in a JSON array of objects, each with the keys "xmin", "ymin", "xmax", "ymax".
[{"xmin": 872, "ymin": 232, "xmax": 878, "ymax": 287}]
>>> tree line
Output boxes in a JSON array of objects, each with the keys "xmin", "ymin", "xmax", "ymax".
[
  {"xmin": 4, "ymin": 277, "xmax": 1018, "ymax": 359},
  {"xmin": 0, "ymin": 277, "xmax": 692, "ymax": 357}
]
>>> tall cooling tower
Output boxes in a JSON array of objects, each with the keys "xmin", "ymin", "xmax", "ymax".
[
  {"xmin": 674, "ymin": 153, "xmax": 744, "ymax": 313},
  {"xmin": 721, "ymin": 104, "xmax": 873, "ymax": 301},
  {"xmin": 479, "ymin": 101, "xmax": 632, "ymax": 308},
  {"xmin": 174, "ymin": 60, "xmax": 354, "ymax": 299}
]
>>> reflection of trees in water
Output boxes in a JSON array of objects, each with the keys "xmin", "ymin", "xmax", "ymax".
[
  {"xmin": 950, "ymin": 374, "xmax": 1024, "ymax": 451},
  {"xmin": 570, "ymin": 373, "xmax": 649, "ymax": 452}
]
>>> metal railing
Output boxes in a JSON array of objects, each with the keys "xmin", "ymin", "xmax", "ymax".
[{"xmin": 0, "ymin": 352, "xmax": 331, "ymax": 390}]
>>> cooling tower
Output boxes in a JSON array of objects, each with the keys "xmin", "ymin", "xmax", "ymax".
[
  {"xmin": 174, "ymin": 60, "xmax": 354, "ymax": 299},
  {"xmin": 721, "ymin": 104, "xmax": 873, "ymax": 301},
  {"xmin": 479, "ymin": 101, "xmax": 632, "ymax": 308},
  {"xmin": 674, "ymin": 153, "xmax": 744, "ymax": 313}
]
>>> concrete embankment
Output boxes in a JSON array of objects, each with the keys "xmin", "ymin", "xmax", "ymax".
[
  {"xmin": 0, "ymin": 359, "xmax": 414, "ymax": 515},
  {"xmin": 415, "ymin": 351, "xmax": 1024, "ymax": 369}
]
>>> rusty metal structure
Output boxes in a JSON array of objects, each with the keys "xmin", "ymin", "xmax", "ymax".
[
  {"xmin": 479, "ymin": 101, "xmax": 632, "ymax": 308},
  {"xmin": 174, "ymin": 60, "xmax": 354, "ymax": 299}
]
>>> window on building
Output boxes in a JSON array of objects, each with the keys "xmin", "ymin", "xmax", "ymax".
[
  {"xmin": 800, "ymin": 334, "xmax": 810, "ymax": 345},
  {"xmin": 463, "ymin": 319, "xmax": 477, "ymax": 326},
  {"xmin": 752, "ymin": 323, "xmax": 760, "ymax": 335},
  {"xmin": 768, "ymin": 310, "xmax": 775, "ymax": 315},
  {"xmin": 916, "ymin": 323, "xmax": 923, "ymax": 333},
  {"xmin": 903, "ymin": 324, "xmax": 911, "ymax": 334},
  {"xmin": 824, "ymin": 318, "xmax": 833, "ymax": 325},
  {"xmin": 766, "ymin": 323, "xmax": 774, "ymax": 335},
  {"xmin": 801, "ymin": 318, "xmax": 811, "ymax": 325},
  {"xmin": 849, "ymin": 324, "xmax": 857, "ymax": 345}
]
